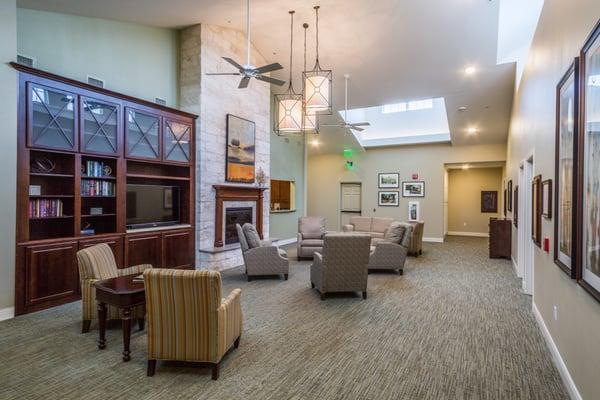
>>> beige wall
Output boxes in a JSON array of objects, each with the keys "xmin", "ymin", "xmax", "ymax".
[
  {"xmin": 0, "ymin": 0, "xmax": 17, "ymax": 315},
  {"xmin": 308, "ymin": 143, "xmax": 506, "ymax": 240},
  {"xmin": 447, "ymin": 167, "xmax": 503, "ymax": 235},
  {"xmin": 506, "ymin": 0, "xmax": 600, "ymax": 398}
]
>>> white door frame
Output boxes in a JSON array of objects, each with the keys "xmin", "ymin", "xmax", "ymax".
[{"xmin": 519, "ymin": 153, "xmax": 535, "ymax": 296}]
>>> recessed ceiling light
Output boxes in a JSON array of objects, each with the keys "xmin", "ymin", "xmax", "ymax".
[
  {"xmin": 464, "ymin": 66, "xmax": 476, "ymax": 75},
  {"xmin": 467, "ymin": 127, "xmax": 478, "ymax": 134},
  {"xmin": 458, "ymin": 106, "xmax": 467, "ymax": 112},
  {"xmin": 462, "ymin": 164, "xmax": 470, "ymax": 170}
]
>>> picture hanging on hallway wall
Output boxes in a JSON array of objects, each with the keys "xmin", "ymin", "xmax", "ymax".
[
  {"xmin": 554, "ymin": 58, "xmax": 578, "ymax": 277},
  {"xmin": 378, "ymin": 191, "xmax": 399, "ymax": 206},
  {"xmin": 514, "ymin": 186, "xmax": 519, "ymax": 228},
  {"xmin": 578, "ymin": 22, "xmax": 600, "ymax": 301},
  {"xmin": 402, "ymin": 181, "xmax": 425, "ymax": 197},
  {"xmin": 531, "ymin": 175, "xmax": 542, "ymax": 248},
  {"xmin": 480, "ymin": 191, "xmax": 498, "ymax": 213},
  {"xmin": 378, "ymin": 173, "xmax": 399, "ymax": 188},
  {"xmin": 225, "ymin": 114, "xmax": 255, "ymax": 183},
  {"xmin": 507, "ymin": 180, "xmax": 513, "ymax": 211},
  {"xmin": 408, "ymin": 201, "xmax": 419, "ymax": 221},
  {"xmin": 542, "ymin": 179, "xmax": 552, "ymax": 219}
]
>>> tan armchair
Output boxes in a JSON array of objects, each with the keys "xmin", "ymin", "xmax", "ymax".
[
  {"xmin": 368, "ymin": 222, "xmax": 413, "ymax": 274},
  {"xmin": 408, "ymin": 221, "xmax": 425, "ymax": 256},
  {"xmin": 297, "ymin": 216, "xmax": 326, "ymax": 259},
  {"xmin": 76, "ymin": 243, "xmax": 151, "ymax": 333},
  {"xmin": 144, "ymin": 268, "xmax": 242, "ymax": 380},
  {"xmin": 310, "ymin": 233, "xmax": 371, "ymax": 300}
]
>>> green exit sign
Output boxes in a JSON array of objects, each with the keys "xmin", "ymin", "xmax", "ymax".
[{"xmin": 343, "ymin": 148, "xmax": 353, "ymax": 158}]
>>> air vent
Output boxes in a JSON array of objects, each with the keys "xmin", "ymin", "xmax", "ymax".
[
  {"xmin": 87, "ymin": 76, "xmax": 105, "ymax": 88},
  {"xmin": 155, "ymin": 98, "xmax": 167, "ymax": 106},
  {"xmin": 17, "ymin": 54, "xmax": 35, "ymax": 67}
]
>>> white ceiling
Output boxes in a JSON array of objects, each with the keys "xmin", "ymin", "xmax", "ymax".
[{"xmin": 19, "ymin": 0, "xmax": 516, "ymax": 155}]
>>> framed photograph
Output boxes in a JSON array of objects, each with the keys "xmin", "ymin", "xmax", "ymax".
[
  {"xmin": 554, "ymin": 59, "xmax": 579, "ymax": 276},
  {"xmin": 507, "ymin": 180, "xmax": 513, "ymax": 211},
  {"xmin": 402, "ymin": 181, "xmax": 425, "ymax": 197},
  {"xmin": 578, "ymin": 21, "xmax": 600, "ymax": 301},
  {"xmin": 514, "ymin": 186, "xmax": 519, "ymax": 228},
  {"xmin": 378, "ymin": 191, "xmax": 399, "ymax": 207},
  {"xmin": 29, "ymin": 185, "xmax": 41, "ymax": 196},
  {"xmin": 542, "ymin": 179, "xmax": 553, "ymax": 219},
  {"xmin": 503, "ymin": 189, "xmax": 507, "ymax": 217},
  {"xmin": 226, "ymin": 114, "xmax": 255, "ymax": 183},
  {"xmin": 378, "ymin": 173, "xmax": 399, "ymax": 188},
  {"xmin": 532, "ymin": 175, "xmax": 542, "ymax": 247},
  {"xmin": 408, "ymin": 201, "xmax": 420, "ymax": 222},
  {"xmin": 481, "ymin": 191, "xmax": 498, "ymax": 213}
]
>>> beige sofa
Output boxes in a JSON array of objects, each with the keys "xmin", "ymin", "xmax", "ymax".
[{"xmin": 342, "ymin": 216, "xmax": 393, "ymax": 245}]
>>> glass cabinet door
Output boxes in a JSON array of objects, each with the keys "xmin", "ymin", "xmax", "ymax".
[
  {"xmin": 126, "ymin": 108, "xmax": 160, "ymax": 160},
  {"xmin": 28, "ymin": 83, "xmax": 77, "ymax": 151},
  {"xmin": 163, "ymin": 120, "xmax": 191, "ymax": 163},
  {"xmin": 81, "ymin": 98, "xmax": 119, "ymax": 155}
]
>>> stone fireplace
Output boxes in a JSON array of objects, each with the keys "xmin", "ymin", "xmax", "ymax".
[{"xmin": 224, "ymin": 207, "xmax": 252, "ymax": 245}]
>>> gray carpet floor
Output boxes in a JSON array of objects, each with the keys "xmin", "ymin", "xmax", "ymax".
[{"xmin": 0, "ymin": 237, "xmax": 568, "ymax": 400}]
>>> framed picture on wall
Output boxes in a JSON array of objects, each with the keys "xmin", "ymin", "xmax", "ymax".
[
  {"xmin": 378, "ymin": 191, "xmax": 399, "ymax": 206},
  {"xmin": 378, "ymin": 173, "xmax": 399, "ymax": 188},
  {"xmin": 507, "ymin": 180, "xmax": 513, "ymax": 211},
  {"xmin": 532, "ymin": 175, "xmax": 542, "ymax": 247},
  {"xmin": 542, "ymin": 179, "xmax": 553, "ymax": 219},
  {"xmin": 480, "ymin": 191, "xmax": 498, "ymax": 213},
  {"xmin": 578, "ymin": 21, "xmax": 600, "ymax": 301},
  {"xmin": 503, "ymin": 189, "xmax": 507, "ymax": 217},
  {"xmin": 402, "ymin": 181, "xmax": 425, "ymax": 197},
  {"xmin": 408, "ymin": 201, "xmax": 420, "ymax": 221},
  {"xmin": 514, "ymin": 186, "xmax": 519, "ymax": 228},
  {"xmin": 225, "ymin": 114, "xmax": 255, "ymax": 183},
  {"xmin": 554, "ymin": 58, "xmax": 579, "ymax": 277}
]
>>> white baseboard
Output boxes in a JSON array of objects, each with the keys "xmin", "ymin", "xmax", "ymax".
[
  {"xmin": 511, "ymin": 257, "xmax": 519, "ymax": 275},
  {"xmin": 276, "ymin": 237, "xmax": 297, "ymax": 246},
  {"xmin": 423, "ymin": 237, "xmax": 444, "ymax": 243},
  {"xmin": 532, "ymin": 303, "xmax": 581, "ymax": 400},
  {"xmin": 447, "ymin": 231, "xmax": 489, "ymax": 238},
  {"xmin": 0, "ymin": 307, "xmax": 14, "ymax": 321}
]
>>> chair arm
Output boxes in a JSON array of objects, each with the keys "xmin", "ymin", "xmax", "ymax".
[
  {"xmin": 342, "ymin": 225, "xmax": 354, "ymax": 232},
  {"xmin": 80, "ymin": 278, "xmax": 99, "ymax": 320},
  {"xmin": 218, "ymin": 289, "xmax": 243, "ymax": 358},
  {"xmin": 375, "ymin": 241, "xmax": 407, "ymax": 255},
  {"xmin": 117, "ymin": 263, "xmax": 153, "ymax": 277},
  {"xmin": 314, "ymin": 252, "xmax": 323, "ymax": 266},
  {"xmin": 310, "ymin": 252, "xmax": 324, "ymax": 289},
  {"xmin": 260, "ymin": 239, "xmax": 272, "ymax": 247},
  {"xmin": 244, "ymin": 246, "xmax": 289, "ymax": 275}
]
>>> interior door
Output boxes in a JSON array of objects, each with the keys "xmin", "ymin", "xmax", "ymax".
[{"xmin": 340, "ymin": 183, "xmax": 362, "ymax": 228}]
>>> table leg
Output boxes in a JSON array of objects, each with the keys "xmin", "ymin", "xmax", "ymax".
[
  {"xmin": 97, "ymin": 302, "xmax": 107, "ymax": 350},
  {"xmin": 122, "ymin": 307, "xmax": 132, "ymax": 362}
]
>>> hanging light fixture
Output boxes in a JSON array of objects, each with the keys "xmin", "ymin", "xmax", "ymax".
[
  {"xmin": 303, "ymin": 6, "xmax": 332, "ymax": 115},
  {"xmin": 274, "ymin": 11, "xmax": 303, "ymax": 135},
  {"xmin": 302, "ymin": 22, "xmax": 318, "ymax": 134}
]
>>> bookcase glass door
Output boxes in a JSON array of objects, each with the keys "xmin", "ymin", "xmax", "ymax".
[
  {"xmin": 81, "ymin": 98, "xmax": 119, "ymax": 155},
  {"xmin": 29, "ymin": 84, "xmax": 76, "ymax": 151},
  {"xmin": 126, "ymin": 109, "xmax": 160, "ymax": 160},
  {"xmin": 163, "ymin": 120, "xmax": 191, "ymax": 163}
]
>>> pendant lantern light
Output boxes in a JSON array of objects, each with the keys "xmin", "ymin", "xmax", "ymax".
[
  {"xmin": 303, "ymin": 6, "xmax": 332, "ymax": 115},
  {"xmin": 302, "ymin": 22, "xmax": 318, "ymax": 134},
  {"xmin": 274, "ymin": 11, "xmax": 303, "ymax": 135}
]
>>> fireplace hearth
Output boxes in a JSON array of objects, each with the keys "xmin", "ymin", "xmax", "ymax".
[{"xmin": 225, "ymin": 207, "xmax": 253, "ymax": 245}]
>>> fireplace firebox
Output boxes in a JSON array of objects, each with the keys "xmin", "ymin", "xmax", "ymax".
[{"xmin": 225, "ymin": 207, "xmax": 253, "ymax": 245}]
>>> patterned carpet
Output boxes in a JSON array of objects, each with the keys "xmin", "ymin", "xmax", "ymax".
[{"xmin": 0, "ymin": 237, "xmax": 568, "ymax": 400}]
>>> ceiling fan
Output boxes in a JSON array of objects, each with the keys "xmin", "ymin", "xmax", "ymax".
[
  {"xmin": 205, "ymin": 0, "xmax": 286, "ymax": 89},
  {"xmin": 322, "ymin": 74, "xmax": 370, "ymax": 132}
]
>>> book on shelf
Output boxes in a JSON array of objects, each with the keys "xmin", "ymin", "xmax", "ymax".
[
  {"xmin": 29, "ymin": 199, "xmax": 63, "ymax": 218},
  {"xmin": 81, "ymin": 180, "xmax": 115, "ymax": 196},
  {"xmin": 83, "ymin": 160, "xmax": 112, "ymax": 178}
]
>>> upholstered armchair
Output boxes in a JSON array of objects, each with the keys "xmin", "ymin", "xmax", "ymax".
[
  {"xmin": 297, "ymin": 216, "xmax": 326, "ymax": 259},
  {"xmin": 76, "ymin": 243, "xmax": 151, "ymax": 333},
  {"xmin": 408, "ymin": 221, "xmax": 425, "ymax": 256},
  {"xmin": 144, "ymin": 269, "xmax": 242, "ymax": 380},
  {"xmin": 236, "ymin": 223, "xmax": 289, "ymax": 280},
  {"xmin": 368, "ymin": 222, "xmax": 413, "ymax": 274},
  {"xmin": 310, "ymin": 233, "xmax": 371, "ymax": 300}
]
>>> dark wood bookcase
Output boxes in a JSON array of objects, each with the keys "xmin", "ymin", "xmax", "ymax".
[{"xmin": 12, "ymin": 63, "xmax": 197, "ymax": 315}]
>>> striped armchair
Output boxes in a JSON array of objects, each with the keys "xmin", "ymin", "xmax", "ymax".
[
  {"xmin": 76, "ymin": 243, "xmax": 151, "ymax": 333},
  {"xmin": 144, "ymin": 269, "xmax": 242, "ymax": 380}
]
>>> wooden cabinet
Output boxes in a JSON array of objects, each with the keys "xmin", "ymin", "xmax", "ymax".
[
  {"xmin": 79, "ymin": 235, "xmax": 124, "ymax": 269},
  {"xmin": 125, "ymin": 107, "xmax": 161, "ymax": 161},
  {"xmin": 489, "ymin": 218, "xmax": 512, "ymax": 259},
  {"xmin": 21, "ymin": 241, "xmax": 79, "ymax": 313},
  {"xmin": 80, "ymin": 96, "xmax": 120, "ymax": 156},
  {"xmin": 163, "ymin": 118, "xmax": 192, "ymax": 164},
  {"xmin": 125, "ymin": 233, "xmax": 163, "ymax": 268},
  {"xmin": 163, "ymin": 230, "xmax": 193, "ymax": 269}
]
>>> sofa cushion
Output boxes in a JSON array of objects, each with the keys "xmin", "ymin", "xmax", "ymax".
[
  {"xmin": 384, "ymin": 222, "xmax": 406, "ymax": 244},
  {"xmin": 236, "ymin": 224, "xmax": 250, "ymax": 252},
  {"xmin": 350, "ymin": 216, "xmax": 372, "ymax": 232},
  {"xmin": 301, "ymin": 239, "xmax": 324, "ymax": 247},
  {"xmin": 371, "ymin": 217, "xmax": 393, "ymax": 233},
  {"xmin": 242, "ymin": 223, "xmax": 261, "ymax": 248}
]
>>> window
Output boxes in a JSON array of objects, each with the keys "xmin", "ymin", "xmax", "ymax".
[
  {"xmin": 381, "ymin": 98, "xmax": 433, "ymax": 114},
  {"xmin": 408, "ymin": 99, "xmax": 433, "ymax": 111},
  {"xmin": 381, "ymin": 102, "xmax": 407, "ymax": 114},
  {"xmin": 270, "ymin": 179, "xmax": 296, "ymax": 211}
]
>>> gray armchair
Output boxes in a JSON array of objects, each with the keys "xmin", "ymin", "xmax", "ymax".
[
  {"xmin": 310, "ymin": 233, "xmax": 371, "ymax": 300},
  {"xmin": 368, "ymin": 222, "xmax": 413, "ymax": 274},
  {"xmin": 407, "ymin": 221, "xmax": 425, "ymax": 256},
  {"xmin": 297, "ymin": 216, "xmax": 326, "ymax": 260},
  {"xmin": 236, "ymin": 223, "xmax": 289, "ymax": 281}
]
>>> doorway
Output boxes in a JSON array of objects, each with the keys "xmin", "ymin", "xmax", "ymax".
[
  {"xmin": 518, "ymin": 156, "xmax": 534, "ymax": 295},
  {"xmin": 340, "ymin": 182, "xmax": 362, "ymax": 229}
]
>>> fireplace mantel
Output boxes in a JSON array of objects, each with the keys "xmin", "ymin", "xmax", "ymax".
[{"xmin": 213, "ymin": 185, "xmax": 268, "ymax": 247}]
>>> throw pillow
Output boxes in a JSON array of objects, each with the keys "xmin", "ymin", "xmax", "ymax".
[
  {"xmin": 384, "ymin": 222, "xmax": 406, "ymax": 244},
  {"xmin": 242, "ymin": 223, "xmax": 261, "ymax": 248}
]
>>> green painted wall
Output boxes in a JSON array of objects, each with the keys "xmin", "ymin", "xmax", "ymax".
[{"xmin": 17, "ymin": 8, "xmax": 179, "ymax": 107}]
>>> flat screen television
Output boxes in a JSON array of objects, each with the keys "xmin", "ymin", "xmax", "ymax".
[{"xmin": 126, "ymin": 184, "xmax": 180, "ymax": 229}]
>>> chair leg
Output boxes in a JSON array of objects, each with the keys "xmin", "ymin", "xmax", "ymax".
[
  {"xmin": 211, "ymin": 363, "xmax": 220, "ymax": 380},
  {"xmin": 311, "ymin": 282, "xmax": 315, "ymax": 289},
  {"xmin": 284, "ymin": 274, "xmax": 288, "ymax": 281},
  {"xmin": 320, "ymin": 293, "xmax": 326, "ymax": 301},
  {"xmin": 362, "ymin": 291, "xmax": 367, "ymax": 300},
  {"xmin": 234, "ymin": 336, "xmax": 241, "ymax": 348},
  {"xmin": 147, "ymin": 360, "xmax": 157, "ymax": 377},
  {"xmin": 398, "ymin": 269, "xmax": 404, "ymax": 275},
  {"xmin": 81, "ymin": 319, "xmax": 91, "ymax": 333},
  {"xmin": 138, "ymin": 317, "xmax": 145, "ymax": 331}
]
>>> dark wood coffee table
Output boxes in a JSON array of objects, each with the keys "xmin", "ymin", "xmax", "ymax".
[{"xmin": 94, "ymin": 274, "xmax": 146, "ymax": 361}]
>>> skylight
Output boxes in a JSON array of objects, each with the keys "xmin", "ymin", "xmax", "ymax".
[{"xmin": 381, "ymin": 98, "xmax": 433, "ymax": 114}]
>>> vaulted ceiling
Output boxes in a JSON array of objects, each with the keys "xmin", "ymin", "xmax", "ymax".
[{"xmin": 19, "ymin": 0, "xmax": 515, "ymax": 154}]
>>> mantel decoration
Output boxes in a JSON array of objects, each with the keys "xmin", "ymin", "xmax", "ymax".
[
  {"xmin": 274, "ymin": 11, "xmax": 303, "ymax": 135},
  {"xmin": 302, "ymin": 22, "xmax": 318, "ymax": 134},
  {"xmin": 256, "ymin": 166, "xmax": 267, "ymax": 187},
  {"xmin": 303, "ymin": 6, "xmax": 332, "ymax": 115}
]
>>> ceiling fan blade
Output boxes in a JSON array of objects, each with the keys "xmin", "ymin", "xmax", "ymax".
[
  {"xmin": 238, "ymin": 76, "xmax": 251, "ymax": 89},
  {"xmin": 350, "ymin": 122, "xmax": 370, "ymax": 127},
  {"xmin": 205, "ymin": 73, "xmax": 241, "ymax": 76},
  {"xmin": 254, "ymin": 62, "xmax": 283, "ymax": 74},
  {"xmin": 321, "ymin": 124, "xmax": 342, "ymax": 127},
  {"xmin": 222, "ymin": 57, "xmax": 245, "ymax": 72},
  {"xmin": 350, "ymin": 126, "xmax": 365, "ymax": 132},
  {"xmin": 255, "ymin": 75, "xmax": 286, "ymax": 86}
]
